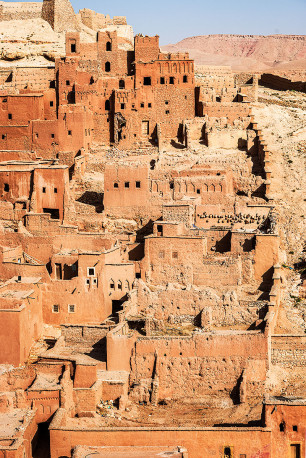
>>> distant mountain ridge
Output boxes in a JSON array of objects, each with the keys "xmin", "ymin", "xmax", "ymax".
[{"xmin": 161, "ymin": 34, "xmax": 306, "ymax": 72}]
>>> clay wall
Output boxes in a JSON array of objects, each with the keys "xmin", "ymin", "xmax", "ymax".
[
  {"xmin": 259, "ymin": 73, "xmax": 306, "ymax": 93},
  {"xmin": 49, "ymin": 417, "xmax": 272, "ymax": 458},
  {"xmin": 200, "ymin": 102, "xmax": 250, "ymax": 122},
  {"xmin": 0, "ymin": 94, "xmax": 44, "ymax": 125},
  {"xmin": 265, "ymin": 403, "xmax": 306, "ymax": 457},
  {"xmin": 0, "ymin": 281, "xmax": 42, "ymax": 365},
  {"xmin": 271, "ymin": 335, "xmax": 306, "ymax": 368},
  {"xmin": 0, "ymin": 169, "xmax": 31, "ymax": 203},
  {"xmin": 0, "ymin": 1, "xmax": 42, "ymax": 21},
  {"xmin": 144, "ymin": 235, "xmax": 207, "ymax": 285},
  {"xmin": 32, "ymin": 166, "xmax": 70, "ymax": 221},
  {"xmin": 132, "ymin": 331, "xmax": 267, "ymax": 402}
]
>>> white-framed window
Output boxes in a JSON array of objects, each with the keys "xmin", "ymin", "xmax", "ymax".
[
  {"xmin": 68, "ymin": 304, "xmax": 75, "ymax": 313},
  {"xmin": 52, "ymin": 304, "xmax": 59, "ymax": 313},
  {"xmin": 92, "ymin": 278, "xmax": 98, "ymax": 286},
  {"xmin": 87, "ymin": 267, "xmax": 95, "ymax": 276}
]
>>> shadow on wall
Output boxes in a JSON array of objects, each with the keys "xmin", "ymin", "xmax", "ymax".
[{"xmin": 77, "ymin": 191, "xmax": 104, "ymax": 213}]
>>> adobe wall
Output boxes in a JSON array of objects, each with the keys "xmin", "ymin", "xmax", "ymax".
[
  {"xmin": 0, "ymin": 1, "xmax": 42, "ymax": 21},
  {"xmin": 201, "ymin": 103, "xmax": 250, "ymax": 122},
  {"xmin": 271, "ymin": 335, "xmax": 306, "ymax": 368},
  {"xmin": 265, "ymin": 403, "xmax": 306, "ymax": 458},
  {"xmin": 131, "ymin": 331, "xmax": 267, "ymax": 403},
  {"xmin": 49, "ymin": 409, "xmax": 271, "ymax": 458},
  {"xmin": 259, "ymin": 73, "xmax": 306, "ymax": 93}
]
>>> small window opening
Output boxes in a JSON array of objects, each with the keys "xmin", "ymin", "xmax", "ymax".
[
  {"xmin": 2, "ymin": 134, "xmax": 6, "ymax": 140},
  {"xmin": 148, "ymin": 103, "xmax": 152, "ymax": 108},
  {"xmin": 68, "ymin": 130, "xmax": 72, "ymax": 135},
  {"xmin": 90, "ymin": 76, "xmax": 94, "ymax": 84},
  {"xmin": 172, "ymin": 251, "xmax": 178, "ymax": 259},
  {"xmin": 66, "ymin": 80, "xmax": 70, "ymax": 86},
  {"xmin": 105, "ymin": 62, "xmax": 111, "ymax": 72},
  {"xmin": 106, "ymin": 41, "xmax": 112, "ymax": 51},
  {"xmin": 169, "ymin": 76, "xmax": 174, "ymax": 84},
  {"xmin": 50, "ymin": 80, "xmax": 56, "ymax": 88},
  {"xmin": 42, "ymin": 187, "xmax": 46, "ymax": 193},
  {"xmin": 88, "ymin": 267, "xmax": 95, "ymax": 276},
  {"xmin": 293, "ymin": 425, "xmax": 298, "ymax": 432},
  {"xmin": 8, "ymin": 113, "xmax": 12, "ymax": 120},
  {"xmin": 105, "ymin": 100, "xmax": 110, "ymax": 110},
  {"xmin": 140, "ymin": 103, "xmax": 144, "ymax": 108},
  {"xmin": 70, "ymin": 43, "xmax": 76, "ymax": 53},
  {"xmin": 50, "ymin": 101, "xmax": 54, "ymax": 107},
  {"xmin": 52, "ymin": 305, "xmax": 59, "ymax": 313},
  {"xmin": 114, "ymin": 182, "xmax": 119, "ymax": 188},
  {"xmin": 4, "ymin": 183, "xmax": 9, "ymax": 192},
  {"xmin": 165, "ymin": 101, "xmax": 169, "ymax": 105},
  {"xmin": 157, "ymin": 224, "xmax": 163, "ymax": 236},
  {"xmin": 136, "ymin": 181, "xmax": 141, "ymax": 188},
  {"xmin": 119, "ymin": 79, "xmax": 125, "ymax": 89},
  {"xmin": 280, "ymin": 422, "xmax": 285, "ymax": 432},
  {"xmin": 54, "ymin": 187, "xmax": 57, "ymax": 193},
  {"xmin": 125, "ymin": 182, "xmax": 130, "ymax": 188},
  {"xmin": 110, "ymin": 281, "xmax": 115, "ymax": 289},
  {"xmin": 197, "ymin": 188, "xmax": 201, "ymax": 194},
  {"xmin": 136, "ymin": 272, "xmax": 141, "ymax": 279},
  {"xmin": 51, "ymin": 133, "xmax": 55, "ymax": 138},
  {"xmin": 183, "ymin": 75, "xmax": 188, "ymax": 83},
  {"xmin": 143, "ymin": 77, "xmax": 151, "ymax": 86},
  {"xmin": 223, "ymin": 447, "xmax": 232, "ymax": 458},
  {"xmin": 121, "ymin": 103, "xmax": 125, "ymax": 109},
  {"xmin": 118, "ymin": 282, "xmax": 122, "ymax": 290},
  {"xmin": 68, "ymin": 304, "xmax": 75, "ymax": 313},
  {"xmin": 160, "ymin": 77, "xmax": 165, "ymax": 84},
  {"xmin": 165, "ymin": 110, "xmax": 170, "ymax": 114},
  {"xmin": 170, "ymin": 182, "xmax": 174, "ymax": 189}
]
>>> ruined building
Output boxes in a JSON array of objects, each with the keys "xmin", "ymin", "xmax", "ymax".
[{"xmin": 0, "ymin": 0, "xmax": 305, "ymax": 457}]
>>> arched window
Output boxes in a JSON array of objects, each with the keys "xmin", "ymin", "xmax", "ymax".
[
  {"xmin": 119, "ymin": 79, "xmax": 125, "ymax": 89},
  {"xmin": 105, "ymin": 100, "xmax": 110, "ymax": 110},
  {"xmin": 105, "ymin": 62, "xmax": 111, "ymax": 72},
  {"xmin": 118, "ymin": 280, "xmax": 122, "ymax": 290},
  {"xmin": 125, "ymin": 280, "xmax": 130, "ymax": 290},
  {"xmin": 106, "ymin": 41, "xmax": 112, "ymax": 51}
]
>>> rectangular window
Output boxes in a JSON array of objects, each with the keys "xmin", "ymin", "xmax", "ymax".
[
  {"xmin": 172, "ymin": 251, "xmax": 178, "ymax": 259},
  {"xmin": 71, "ymin": 43, "xmax": 76, "ymax": 53},
  {"xmin": 136, "ymin": 181, "xmax": 141, "ymax": 188},
  {"xmin": 157, "ymin": 224, "xmax": 163, "ymax": 236},
  {"xmin": 54, "ymin": 187, "xmax": 57, "ymax": 193},
  {"xmin": 68, "ymin": 130, "xmax": 72, "ymax": 136},
  {"xmin": 50, "ymin": 101, "xmax": 54, "ymax": 107},
  {"xmin": 4, "ymin": 183, "xmax": 9, "ymax": 192},
  {"xmin": 87, "ymin": 267, "xmax": 95, "ymax": 276},
  {"xmin": 140, "ymin": 103, "xmax": 144, "ymax": 108},
  {"xmin": 125, "ymin": 182, "xmax": 130, "ymax": 188},
  {"xmin": 52, "ymin": 305, "xmax": 59, "ymax": 313},
  {"xmin": 143, "ymin": 77, "xmax": 151, "ymax": 85},
  {"xmin": 68, "ymin": 304, "xmax": 75, "ymax": 313},
  {"xmin": 42, "ymin": 187, "xmax": 46, "ymax": 193},
  {"xmin": 85, "ymin": 278, "xmax": 90, "ymax": 286},
  {"xmin": 121, "ymin": 103, "xmax": 125, "ymax": 109},
  {"xmin": 183, "ymin": 75, "xmax": 188, "ymax": 83},
  {"xmin": 148, "ymin": 103, "xmax": 152, "ymax": 108},
  {"xmin": 169, "ymin": 77, "xmax": 174, "ymax": 84},
  {"xmin": 8, "ymin": 113, "xmax": 12, "ymax": 120},
  {"xmin": 66, "ymin": 80, "xmax": 70, "ymax": 86},
  {"xmin": 114, "ymin": 182, "xmax": 119, "ymax": 188},
  {"xmin": 160, "ymin": 77, "xmax": 165, "ymax": 84},
  {"xmin": 165, "ymin": 110, "xmax": 170, "ymax": 114},
  {"xmin": 2, "ymin": 134, "xmax": 6, "ymax": 140},
  {"xmin": 51, "ymin": 133, "xmax": 55, "ymax": 138}
]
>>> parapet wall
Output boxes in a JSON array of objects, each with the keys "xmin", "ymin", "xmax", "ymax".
[
  {"xmin": 259, "ymin": 73, "xmax": 306, "ymax": 93},
  {"xmin": 0, "ymin": 1, "xmax": 42, "ymax": 21}
]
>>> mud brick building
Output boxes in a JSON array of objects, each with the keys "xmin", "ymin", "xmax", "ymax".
[{"xmin": 0, "ymin": 0, "xmax": 305, "ymax": 457}]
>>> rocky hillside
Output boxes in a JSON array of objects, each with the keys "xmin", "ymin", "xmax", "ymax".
[{"xmin": 162, "ymin": 35, "xmax": 306, "ymax": 72}]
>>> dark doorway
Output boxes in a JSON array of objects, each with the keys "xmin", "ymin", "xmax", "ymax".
[
  {"xmin": 43, "ymin": 208, "xmax": 60, "ymax": 219},
  {"xmin": 32, "ymin": 422, "xmax": 50, "ymax": 458},
  {"xmin": 290, "ymin": 444, "xmax": 301, "ymax": 458}
]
